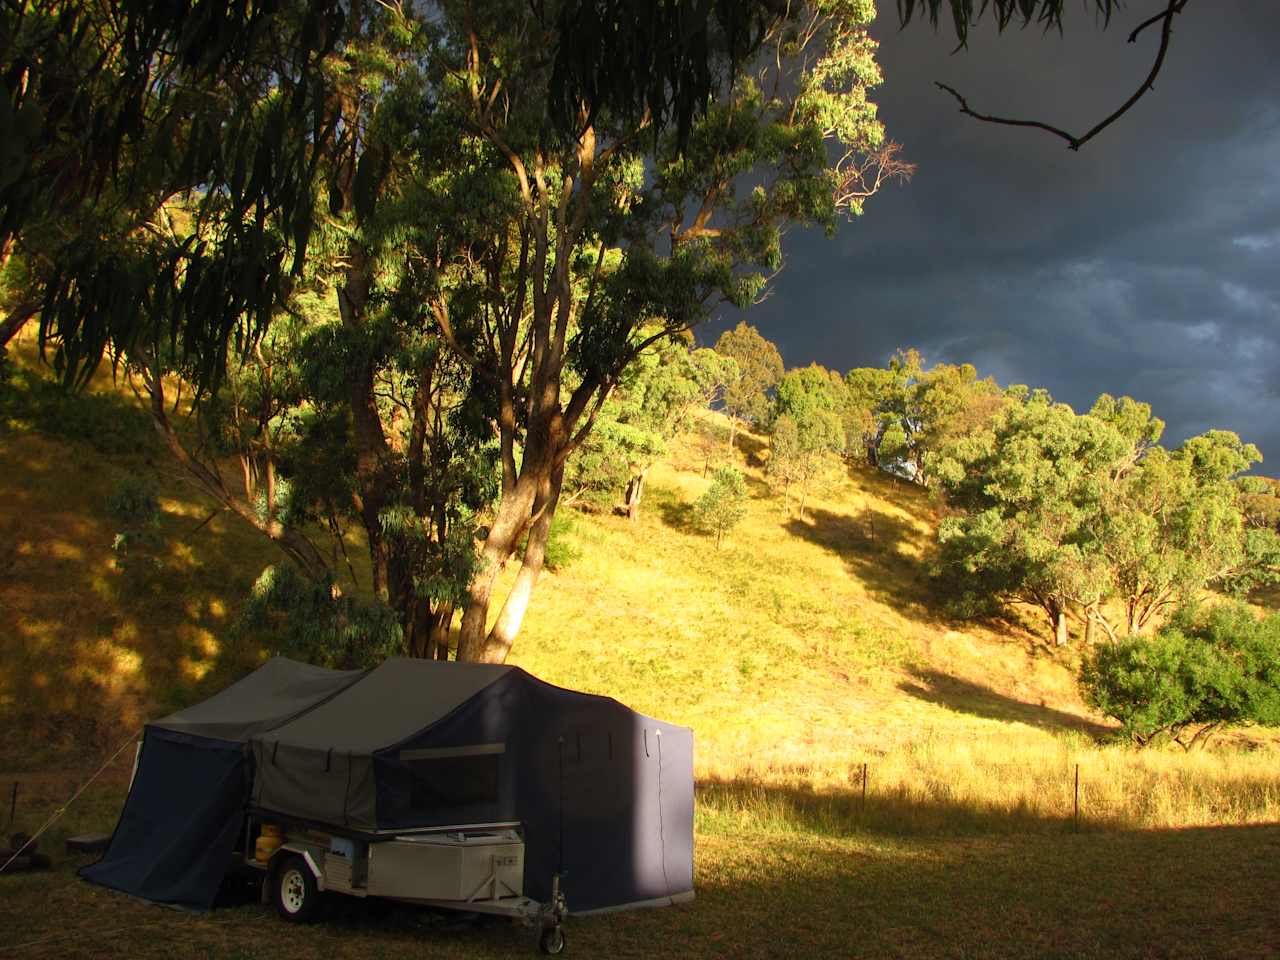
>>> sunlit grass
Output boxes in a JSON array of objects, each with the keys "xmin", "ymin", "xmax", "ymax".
[
  {"xmin": 4, "ymin": 341, "xmax": 1280, "ymax": 959},
  {"xmin": 4, "ymin": 342, "xmax": 1279, "ymax": 826}
]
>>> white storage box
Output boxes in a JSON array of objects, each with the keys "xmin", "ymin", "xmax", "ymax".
[{"xmin": 366, "ymin": 829, "xmax": 524, "ymax": 901}]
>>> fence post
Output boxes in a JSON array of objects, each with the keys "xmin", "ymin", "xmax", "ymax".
[{"xmin": 1073, "ymin": 763, "xmax": 1080, "ymax": 833}]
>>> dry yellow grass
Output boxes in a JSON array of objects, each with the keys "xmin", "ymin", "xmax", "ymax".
[
  {"xmin": 5, "ymin": 345, "xmax": 1280, "ymax": 959},
  {"xmin": 3, "ymin": 344, "xmax": 1279, "ymax": 830}
]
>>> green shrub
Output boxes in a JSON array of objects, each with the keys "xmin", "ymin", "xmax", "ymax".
[
  {"xmin": 236, "ymin": 564, "xmax": 403, "ymax": 669},
  {"xmin": 543, "ymin": 511, "xmax": 582, "ymax": 572},
  {"xmin": 694, "ymin": 466, "xmax": 748, "ymax": 548},
  {"xmin": 1080, "ymin": 603, "xmax": 1280, "ymax": 748}
]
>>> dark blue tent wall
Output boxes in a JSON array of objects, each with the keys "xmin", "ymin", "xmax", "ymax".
[
  {"xmin": 80, "ymin": 728, "xmax": 249, "ymax": 910},
  {"xmin": 80, "ymin": 658, "xmax": 365, "ymax": 910},
  {"xmin": 374, "ymin": 671, "xmax": 695, "ymax": 914}
]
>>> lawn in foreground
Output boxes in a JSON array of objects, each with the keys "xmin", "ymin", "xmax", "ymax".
[{"xmin": 2, "ymin": 786, "xmax": 1277, "ymax": 960}]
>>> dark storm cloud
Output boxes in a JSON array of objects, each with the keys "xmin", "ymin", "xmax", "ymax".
[{"xmin": 712, "ymin": 2, "xmax": 1280, "ymax": 464}]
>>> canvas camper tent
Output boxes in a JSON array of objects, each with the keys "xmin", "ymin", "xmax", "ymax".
[{"xmin": 82, "ymin": 657, "xmax": 694, "ymax": 918}]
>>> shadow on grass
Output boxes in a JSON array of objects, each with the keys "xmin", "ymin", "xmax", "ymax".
[
  {"xmin": 6, "ymin": 772, "xmax": 1280, "ymax": 960},
  {"xmin": 785, "ymin": 505, "xmax": 939, "ymax": 622},
  {"xmin": 731, "ymin": 430, "xmax": 769, "ymax": 469},
  {"xmin": 654, "ymin": 487, "xmax": 699, "ymax": 534},
  {"xmin": 0, "ymin": 359, "xmax": 291, "ymax": 765},
  {"xmin": 696, "ymin": 775, "xmax": 1093, "ymax": 838},
  {"xmin": 897, "ymin": 668, "xmax": 1112, "ymax": 738},
  {"xmin": 686, "ymin": 814, "xmax": 1280, "ymax": 960}
]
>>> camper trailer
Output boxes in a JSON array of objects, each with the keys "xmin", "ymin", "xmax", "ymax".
[{"xmin": 82, "ymin": 658, "xmax": 694, "ymax": 955}]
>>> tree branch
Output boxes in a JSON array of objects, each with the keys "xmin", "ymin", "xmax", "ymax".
[{"xmin": 934, "ymin": 0, "xmax": 1189, "ymax": 152}]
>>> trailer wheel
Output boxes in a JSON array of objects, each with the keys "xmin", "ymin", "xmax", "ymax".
[
  {"xmin": 539, "ymin": 924, "xmax": 566, "ymax": 955},
  {"xmin": 272, "ymin": 854, "xmax": 321, "ymax": 923}
]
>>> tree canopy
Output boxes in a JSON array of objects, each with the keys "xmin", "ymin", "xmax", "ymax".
[{"xmin": 935, "ymin": 388, "xmax": 1280, "ymax": 645}]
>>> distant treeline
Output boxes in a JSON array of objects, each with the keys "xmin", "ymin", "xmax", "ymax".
[{"xmin": 701, "ymin": 323, "xmax": 1280, "ymax": 648}]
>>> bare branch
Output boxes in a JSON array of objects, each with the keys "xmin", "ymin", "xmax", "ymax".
[{"xmin": 934, "ymin": 0, "xmax": 1189, "ymax": 152}]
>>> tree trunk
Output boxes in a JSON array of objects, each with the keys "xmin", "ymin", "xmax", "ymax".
[
  {"xmin": 625, "ymin": 468, "xmax": 647, "ymax": 521},
  {"xmin": 727, "ymin": 414, "xmax": 738, "ymax": 455},
  {"xmin": 1054, "ymin": 608, "xmax": 1068, "ymax": 647},
  {"xmin": 456, "ymin": 476, "xmax": 538, "ymax": 661},
  {"xmin": 1, "ymin": 300, "xmax": 38, "ymax": 348},
  {"xmin": 428, "ymin": 603, "xmax": 453, "ymax": 660},
  {"xmin": 470, "ymin": 462, "xmax": 564, "ymax": 664},
  {"xmin": 1083, "ymin": 612, "xmax": 1095, "ymax": 645}
]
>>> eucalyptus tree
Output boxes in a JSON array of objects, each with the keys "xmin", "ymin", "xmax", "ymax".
[
  {"xmin": 768, "ymin": 364, "xmax": 846, "ymax": 518},
  {"xmin": 695, "ymin": 467, "xmax": 749, "ymax": 549},
  {"xmin": 563, "ymin": 335, "xmax": 735, "ymax": 520},
  {"xmin": 1098, "ymin": 431, "xmax": 1279, "ymax": 637},
  {"xmin": 938, "ymin": 389, "xmax": 1279, "ymax": 645},
  {"xmin": 935, "ymin": 391, "xmax": 1128, "ymax": 645},
  {"xmin": 848, "ymin": 349, "xmax": 1003, "ymax": 486},
  {"xmin": 715, "ymin": 321, "xmax": 785, "ymax": 455},
  {"xmin": 427, "ymin": 0, "xmax": 910, "ymax": 662}
]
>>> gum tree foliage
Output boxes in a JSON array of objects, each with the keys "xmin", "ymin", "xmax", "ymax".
[
  {"xmin": 934, "ymin": 389, "xmax": 1125, "ymax": 645},
  {"xmin": 1080, "ymin": 603, "xmax": 1280, "ymax": 749},
  {"xmin": 4, "ymin": 0, "xmax": 1133, "ymax": 664},
  {"xmin": 695, "ymin": 466, "xmax": 749, "ymax": 548},
  {"xmin": 714, "ymin": 320, "xmax": 784, "ymax": 454},
  {"xmin": 848, "ymin": 348, "xmax": 1004, "ymax": 487},
  {"xmin": 768, "ymin": 364, "xmax": 846, "ymax": 518},
  {"xmin": 428, "ymin": 0, "xmax": 911, "ymax": 663},
  {"xmin": 238, "ymin": 563, "xmax": 404, "ymax": 670},
  {"xmin": 563, "ymin": 334, "xmax": 735, "ymax": 520},
  {"xmin": 844, "ymin": 363, "xmax": 899, "ymax": 466},
  {"xmin": 0, "ymin": 0, "xmax": 1139, "ymax": 365},
  {"xmin": 937, "ymin": 390, "xmax": 1280, "ymax": 646}
]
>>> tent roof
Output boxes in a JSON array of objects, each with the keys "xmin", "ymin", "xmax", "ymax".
[
  {"xmin": 153, "ymin": 657, "xmax": 365, "ymax": 742},
  {"xmin": 258, "ymin": 658, "xmax": 513, "ymax": 753}
]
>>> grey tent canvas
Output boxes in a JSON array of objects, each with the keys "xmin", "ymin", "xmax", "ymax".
[{"xmin": 82, "ymin": 657, "xmax": 695, "ymax": 916}]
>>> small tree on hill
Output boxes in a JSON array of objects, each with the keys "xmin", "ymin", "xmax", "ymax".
[
  {"xmin": 564, "ymin": 336, "xmax": 735, "ymax": 521},
  {"xmin": 768, "ymin": 365, "xmax": 845, "ymax": 519},
  {"xmin": 1080, "ymin": 603, "xmax": 1280, "ymax": 749},
  {"xmin": 715, "ymin": 322, "xmax": 785, "ymax": 455},
  {"xmin": 695, "ymin": 467, "xmax": 748, "ymax": 549}
]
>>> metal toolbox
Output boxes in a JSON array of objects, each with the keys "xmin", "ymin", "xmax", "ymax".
[{"xmin": 366, "ymin": 828, "xmax": 524, "ymax": 902}]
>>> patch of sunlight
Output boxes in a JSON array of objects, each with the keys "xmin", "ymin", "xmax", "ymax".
[
  {"xmin": 168, "ymin": 542, "xmax": 198, "ymax": 567},
  {"xmin": 109, "ymin": 646, "xmax": 143, "ymax": 677},
  {"xmin": 156, "ymin": 497, "xmax": 204, "ymax": 518},
  {"xmin": 181, "ymin": 656, "xmax": 213, "ymax": 681},
  {"xmin": 194, "ymin": 630, "xmax": 220, "ymax": 658},
  {"xmin": 208, "ymin": 598, "xmax": 227, "ymax": 619}
]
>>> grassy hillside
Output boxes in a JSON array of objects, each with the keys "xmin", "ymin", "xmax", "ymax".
[{"xmin": 3, "ymin": 337, "xmax": 1280, "ymax": 958}]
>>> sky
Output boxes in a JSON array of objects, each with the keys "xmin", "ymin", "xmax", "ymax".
[{"xmin": 711, "ymin": 2, "xmax": 1280, "ymax": 465}]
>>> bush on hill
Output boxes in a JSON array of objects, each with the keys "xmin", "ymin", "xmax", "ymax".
[{"xmin": 1080, "ymin": 603, "xmax": 1280, "ymax": 749}]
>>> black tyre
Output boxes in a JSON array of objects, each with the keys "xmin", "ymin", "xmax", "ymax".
[
  {"xmin": 272, "ymin": 854, "xmax": 321, "ymax": 923},
  {"xmin": 539, "ymin": 924, "xmax": 566, "ymax": 955}
]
